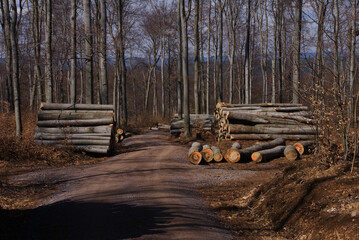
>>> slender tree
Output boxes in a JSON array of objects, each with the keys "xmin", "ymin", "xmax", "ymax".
[
  {"xmin": 70, "ymin": 0, "xmax": 77, "ymax": 104},
  {"xmin": 83, "ymin": 0, "xmax": 94, "ymax": 104},
  {"xmin": 99, "ymin": 0, "xmax": 108, "ymax": 104},
  {"xmin": 292, "ymin": 0, "xmax": 302, "ymax": 104},
  {"xmin": 244, "ymin": 0, "xmax": 251, "ymax": 104},
  {"xmin": 45, "ymin": 0, "xmax": 53, "ymax": 103}
]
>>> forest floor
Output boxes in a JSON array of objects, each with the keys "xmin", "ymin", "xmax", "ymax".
[{"xmin": 0, "ymin": 122, "xmax": 359, "ymax": 239}]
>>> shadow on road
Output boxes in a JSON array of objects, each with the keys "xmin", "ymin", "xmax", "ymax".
[{"xmin": 0, "ymin": 200, "xmax": 172, "ymax": 240}]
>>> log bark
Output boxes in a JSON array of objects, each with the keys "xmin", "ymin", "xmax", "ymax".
[
  {"xmin": 226, "ymin": 112, "xmax": 314, "ymax": 125},
  {"xmin": 36, "ymin": 126, "xmax": 112, "ymax": 134},
  {"xmin": 189, "ymin": 142, "xmax": 203, "ymax": 165},
  {"xmin": 201, "ymin": 145, "xmax": 213, "ymax": 163},
  {"xmin": 35, "ymin": 133, "xmax": 111, "ymax": 140},
  {"xmin": 35, "ymin": 139, "xmax": 110, "ymax": 146},
  {"xmin": 38, "ymin": 119, "xmax": 113, "ymax": 127},
  {"xmin": 238, "ymin": 138, "xmax": 285, "ymax": 161},
  {"xmin": 53, "ymin": 145, "xmax": 109, "ymax": 154},
  {"xmin": 225, "ymin": 142, "xmax": 242, "ymax": 163},
  {"xmin": 38, "ymin": 110, "xmax": 114, "ymax": 120},
  {"xmin": 40, "ymin": 103, "xmax": 114, "ymax": 110},
  {"xmin": 274, "ymin": 106, "xmax": 308, "ymax": 112},
  {"xmin": 284, "ymin": 145, "xmax": 299, "ymax": 160},
  {"xmin": 251, "ymin": 145, "xmax": 286, "ymax": 162},
  {"xmin": 217, "ymin": 103, "xmax": 303, "ymax": 108},
  {"xmin": 211, "ymin": 146, "xmax": 223, "ymax": 162},
  {"xmin": 230, "ymin": 134, "xmax": 315, "ymax": 140},
  {"xmin": 293, "ymin": 141, "xmax": 315, "ymax": 155},
  {"xmin": 228, "ymin": 124, "xmax": 316, "ymax": 135}
]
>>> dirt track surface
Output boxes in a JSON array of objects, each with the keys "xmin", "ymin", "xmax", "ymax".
[{"xmin": 4, "ymin": 131, "xmax": 260, "ymax": 240}]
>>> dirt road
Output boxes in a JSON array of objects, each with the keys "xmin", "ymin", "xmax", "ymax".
[{"xmin": 5, "ymin": 131, "xmax": 259, "ymax": 240}]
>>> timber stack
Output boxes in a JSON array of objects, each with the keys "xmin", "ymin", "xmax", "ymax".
[
  {"xmin": 35, "ymin": 103, "xmax": 116, "ymax": 154},
  {"xmin": 170, "ymin": 114, "xmax": 216, "ymax": 135},
  {"xmin": 215, "ymin": 102, "xmax": 316, "ymax": 141}
]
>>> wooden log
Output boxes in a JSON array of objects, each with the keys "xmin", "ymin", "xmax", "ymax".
[
  {"xmin": 238, "ymin": 138, "xmax": 286, "ymax": 161},
  {"xmin": 217, "ymin": 102, "xmax": 303, "ymax": 108},
  {"xmin": 40, "ymin": 102, "xmax": 114, "ymax": 110},
  {"xmin": 38, "ymin": 110, "xmax": 114, "ymax": 120},
  {"xmin": 189, "ymin": 142, "xmax": 203, "ymax": 165},
  {"xmin": 38, "ymin": 119, "xmax": 113, "ymax": 127},
  {"xmin": 35, "ymin": 133, "xmax": 111, "ymax": 140},
  {"xmin": 35, "ymin": 139, "xmax": 111, "ymax": 146},
  {"xmin": 230, "ymin": 134, "xmax": 316, "ymax": 141},
  {"xmin": 226, "ymin": 112, "xmax": 313, "ymax": 125},
  {"xmin": 36, "ymin": 126, "xmax": 113, "ymax": 134},
  {"xmin": 211, "ymin": 146, "xmax": 223, "ymax": 162},
  {"xmin": 274, "ymin": 106, "xmax": 308, "ymax": 112},
  {"xmin": 227, "ymin": 124, "xmax": 316, "ymax": 135},
  {"xmin": 53, "ymin": 145, "xmax": 109, "ymax": 154},
  {"xmin": 117, "ymin": 128, "xmax": 124, "ymax": 134},
  {"xmin": 293, "ymin": 141, "xmax": 315, "ymax": 155},
  {"xmin": 174, "ymin": 113, "xmax": 215, "ymax": 120},
  {"xmin": 201, "ymin": 145, "xmax": 214, "ymax": 163},
  {"xmin": 226, "ymin": 111, "xmax": 269, "ymax": 124},
  {"xmin": 284, "ymin": 145, "xmax": 299, "ymax": 160},
  {"xmin": 251, "ymin": 146, "xmax": 286, "ymax": 163},
  {"xmin": 225, "ymin": 142, "xmax": 242, "ymax": 163}
]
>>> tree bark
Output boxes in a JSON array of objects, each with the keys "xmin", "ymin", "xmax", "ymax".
[
  {"xmin": 38, "ymin": 110, "xmax": 114, "ymax": 120},
  {"xmin": 36, "ymin": 125, "xmax": 113, "ymax": 134},
  {"xmin": 230, "ymin": 134, "xmax": 315, "ymax": 141},
  {"xmin": 38, "ymin": 119, "xmax": 114, "ymax": 127},
  {"xmin": 244, "ymin": 0, "xmax": 251, "ymax": 104},
  {"xmin": 292, "ymin": 0, "xmax": 302, "ymax": 103},
  {"xmin": 218, "ymin": 0, "xmax": 224, "ymax": 102},
  {"xmin": 118, "ymin": 0, "xmax": 127, "ymax": 128},
  {"xmin": 99, "ymin": 0, "xmax": 108, "ymax": 104},
  {"xmin": 177, "ymin": 0, "xmax": 183, "ymax": 118},
  {"xmin": 83, "ymin": 0, "xmax": 94, "ymax": 104},
  {"xmin": 70, "ymin": 0, "xmax": 77, "ymax": 104},
  {"xmin": 194, "ymin": 0, "xmax": 200, "ymax": 114},
  {"xmin": 45, "ymin": 0, "xmax": 53, "ymax": 103},
  {"xmin": 251, "ymin": 145, "xmax": 285, "ymax": 162},
  {"xmin": 206, "ymin": 0, "xmax": 211, "ymax": 114}
]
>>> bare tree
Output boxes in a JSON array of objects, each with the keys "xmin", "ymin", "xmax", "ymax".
[
  {"xmin": 83, "ymin": 0, "xmax": 93, "ymax": 104},
  {"xmin": 70, "ymin": 0, "xmax": 77, "ymax": 104},
  {"xmin": 177, "ymin": 0, "xmax": 183, "ymax": 118},
  {"xmin": 292, "ymin": 0, "xmax": 302, "ymax": 104},
  {"xmin": 99, "ymin": 0, "xmax": 108, "ymax": 104},
  {"xmin": 218, "ymin": 0, "xmax": 224, "ymax": 102},
  {"xmin": 194, "ymin": 0, "xmax": 200, "ymax": 113},
  {"xmin": 45, "ymin": 0, "xmax": 53, "ymax": 103},
  {"xmin": 180, "ymin": 0, "xmax": 192, "ymax": 138},
  {"xmin": 244, "ymin": 0, "xmax": 251, "ymax": 104},
  {"xmin": 206, "ymin": 0, "xmax": 211, "ymax": 114}
]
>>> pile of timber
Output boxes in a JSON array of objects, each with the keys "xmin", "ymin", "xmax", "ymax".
[
  {"xmin": 215, "ymin": 102, "xmax": 316, "ymax": 141},
  {"xmin": 35, "ymin": 103, "xmax": 115, "ymax": 154},
  {"xmin": 115, "ymin": 128, "xmax": 131, "ymax": 143},
  {"xmin": 188, "ymin": 139, "xmax": 316, "ymax": 165},
  {"xmin": 170, "ymin": 114, "xmax": 215, "ymax": 135}
]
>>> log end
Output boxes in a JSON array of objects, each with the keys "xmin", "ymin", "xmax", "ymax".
[
  {"xmin": 189, "ymin": 151, "xmax": 202, "ymax": 165},
  {"xmin": 293, "ymin": 143, "xmax": 305, "ymax": 155},
  {"xmin": 225, "ymin": 149, "xmax": 240, "ymax": 163},
  {"xmin": 201, "ymin": 148, "xmax": 214, "ymax": 163},
  {"xmin": 251, "ymin": 152, "xmax": 262, "ymax": 162},
  {"xmin": 213, "ymin": 153, "xmax": 223, "ymax": 162},
  {"xmin": 284, "ymin": 145, "xmax": 299, "ymax": 161}
]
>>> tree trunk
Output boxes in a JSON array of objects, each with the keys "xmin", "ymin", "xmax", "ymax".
[
  {"xmin": 70, "ymin": 0, "xmax": 77, "ymax": 104},
  {"xmin": 292, "ymin": 0, "xmax": 302, "ymax": 103},
  {"xmin": 244, "ymin": 0, "xmax": 251, "ymax": 104},
  {"xmin": 194, "ymin": 0, "xmax": 200, "ymax": 114},
  {"xmin": 40, "ymin": 103, "xmax": 114, "ymax": 110},
  {"xmin": 118, "ymin": 0, "xmax": 127, "ymax": 128},
  {"xmin": 225, "ymin": 142, "xmax": 242, "ymax": 163},
  {"xmin": 37, "ymin": 119, "xmax": 114, "ymax": 127},
  {"xmin": 218, "ymin": 0, "xmax": 224, "ymax": 102},
  {"xmin": 284, "ymin": 145, "xmax": 299, "ymax": 160},
  {"xmin": 177, "ymin": 0, "xmax": 183, "ymax": 118},
  {"xmin": 230, "ymin": 134, "xmax": 315, "ymax": 141},
  {"xmin": 189, "ymin": 142, "xmax": 203, "ymax": 165},
  {"xmin": 99, "ymin": 0, "xmax": 108, "ymax": 104},
  {"xmin": 180, "ymin": 0, "xmax": 191, "ymax": 138},
  {"xmin": 201, "ymin": 145, "xmax": 214, "ymax": 163},
  {"xmin": 206, "ymin": 0, "xmax": 211, "ymax": 114},
  {"xmin": 83, "ymin": 0, "xmax": 93, "ymax": 104},
  {"xmin": 38, "ymin": 110, "xmax": 114, "ymax": 120},
  {"xmin": 36, "ymin": 125, "xmax": 113, "ymax": 134},
  {"xmin": 239, "ymin": 137, "xmax": 285, "ymax": 161},
  {"xmin": 45, "ymin": 0, "xmax": 53, "ymax": 103}
]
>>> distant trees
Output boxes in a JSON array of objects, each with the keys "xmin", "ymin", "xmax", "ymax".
[{"xmin": 0, "ymin": 0, "xmax": 358, "ymax": 141}]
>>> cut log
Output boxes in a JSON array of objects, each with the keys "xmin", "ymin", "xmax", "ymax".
[
  {"xmin": 36, "ymin": 126, "xmax": 113, "ymax": 134},
  {"xmin": 53, "ymin": 145, "xmax": 109, "ymax": 154},
  {"xmin": 227, "ymin": 124, "xmax": 316, "ymax": 135},
  {"xmin": 40, "ymin": 102, "xmax": 114, "ymax": 110},
  {"xmin": 251, "ymin": 146, "xmax": 286, "ymax": 163},
  {"xmin": 284, "ymin": 145, "xmax": 299, "ymax": 160},
  {"xmin": 293, "ymin": 141, "xmax": 315, "ymax": 155},
  {"xmin": 191, "ymin": 142, "xmax": 203, "ymax": 150},
  {"xmin": 238, "ymin": 138, "xmax": 286, "ymax": 161},
  {"xmin": 38, "ymin": 119, "xmax": 113, "ymax": 127},
  {"xmin": 35, "ymin": 133, "xmax": 111, "ymax": 140},
  {"xmin": 38, "ymin": 110, "xmax": 114, "ymax": 120},
  {"xmin": 225, "ymin": 142, "xmax": 242, "ymax": 163},
  {"xmin": 117, "ymin": 128, "xmax": 124, "ymax": 134},
  {"xmin": 217, "ymin": 102, "xmax": 303, "ymax": 108},
  {"xmin": 35, "ymin": 139, "xmax": 111, "ymax": 146},
  {"xmin": 230, "ymin": 134, "xmax": 316, "ymax": 141},
  {"xmin": 174, "ymin": 113, "xmax": 215, "ymax": 120},
  {"xmin": 201, "ymin": 145, "xmax": 214, "ymax": 163},
  {"xmin": 274, "ymin": 106, "xmax": 309, "ymax": 112},
  {"xmin": 211, "ymin": 146, "xmax": 223, "ymax": 162},
  {"xmin": 188, "ymin": 144, "xmax": 203, "ymax": 165}
]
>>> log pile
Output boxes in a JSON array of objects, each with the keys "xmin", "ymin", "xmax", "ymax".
[
  {"xmin": 35, "ymin": 103, "xmax": 115, "ymax": 154},
  {"xmin": 188, "ymin": 139, "xmax": 316, "ymax": 165},
  {"xmin": 215, "ymin": 102, "xmax": 316, "ymax": 141},
  {"xmin": 170, "ymin": 114, "xmax": 215, "ymax": 135}
]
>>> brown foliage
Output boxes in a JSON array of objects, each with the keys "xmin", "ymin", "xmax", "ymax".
[{"xmin": 0, "ymin": 112, "xmax": 103, "ymax": 167}]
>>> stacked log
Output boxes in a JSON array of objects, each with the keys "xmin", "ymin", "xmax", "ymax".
[
  {"xmin": 215, "ymin": 102, "xmax": 316, "ymax": 141},
  {"xmin": 35, "ymin": 103, "xmax": 115, "ymax": 154},
  {"xmin": 115, "ymin": 129, "xmax": 131, "ymax": 143},
  {"xmin": 189, "ymin": 142, "xmax": 203, "ymax": 165},
  {"xmin": 170, "ymin": 114, "xmax": 215, "ymax": 135}
]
